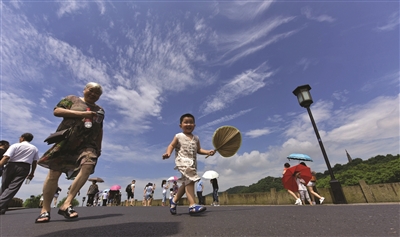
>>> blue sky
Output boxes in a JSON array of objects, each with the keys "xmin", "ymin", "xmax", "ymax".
[{"xmin": 1, "ymin": 1, "xmax": 399, "ymax": 202}]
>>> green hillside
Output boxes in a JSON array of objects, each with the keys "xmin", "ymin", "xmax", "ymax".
[{"xmin": 224, "ymin": 154, "xmax": 400, "ymax": 194}]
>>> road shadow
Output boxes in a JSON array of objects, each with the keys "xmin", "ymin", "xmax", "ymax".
[
  {"xmin": 37, "ymin": 222, "xmax": 180, "ymax": 236},
  {"xmin": 48, "ymin": 213, "xmax": 123, "ymax": 222}
]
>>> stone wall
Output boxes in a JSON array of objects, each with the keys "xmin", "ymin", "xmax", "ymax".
[{"xmin": 129, "ymin": 181, "xmax": 400, "ymax": 206}]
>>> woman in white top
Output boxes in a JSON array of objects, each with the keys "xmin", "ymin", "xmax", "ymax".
[{"xmin": 161, "ymin": 180, "xmax": 169, "ymax": 206}]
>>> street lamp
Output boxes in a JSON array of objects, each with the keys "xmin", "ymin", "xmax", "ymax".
[{"xmin": 293, "ymin": 84, "xmax": 347, "ymax": 204}]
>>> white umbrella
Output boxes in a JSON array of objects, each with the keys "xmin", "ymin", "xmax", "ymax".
[{"xmin": 202, "ymin": 170, "xmax": 219, "ymax": 179}]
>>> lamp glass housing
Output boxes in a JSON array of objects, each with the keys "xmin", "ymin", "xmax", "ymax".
[{"xmin": 293, "ymin": 84, "xmax": 313, "ymax": 108}]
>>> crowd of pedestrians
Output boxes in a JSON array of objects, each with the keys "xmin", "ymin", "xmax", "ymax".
[{"xmin": 0, "ymin": 87, "xmax": 327, "ymax": 224}]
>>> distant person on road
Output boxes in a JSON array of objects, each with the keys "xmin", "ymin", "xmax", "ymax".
[
  {"xmin": 161, "ymin": 180, "xmax": 169, "ymax": 206},
  {"xmin": 126, "ymin": 180, "xmax": 136, "ymax": 206},
  {"xmin": 0, "ymin": 140, "xmax": 10, "ymax": 177},
  {"xmin": 86, "ymin": 181, "xmax": 99, "ymax": 207},
  {"xmin": 307, "ymin": 171, "xmax": 325, "ymax": 204},
  {"xmin": 172, "ymin": 181, "xmax": 179, "ymax": 197},
  {"xmin": 144, "ymin": 183, "xmax": 155, "ymax": 206},
  {"xmin": 101, "ymin": 190, "xmax": 108, "ymax": 206},
  {"xmin": 283, "ymin": 163, "xmax": 301, "ymax": 205},
  {"xmin": 162, "ymin": 113, "xmax": 215, "ymax": 215},
  {"xmin": 0, "ymin": 133, "xmax": 39, "ymax": 215},
  {"xmin": 52, "ymin": 187, "xmax": 62, "ymax": 208},
  {"xmin": 210, "ymin": 178, "xmax": 219, "ymax": 206},
  {"xmin": 196, "ymin": 179, "xmax": 204, "ymax": 205},
  {"xmin": 298, "ymin": 163, "xmax": 325, "ymax": 205},
  {"xmin": 295, "ymin": 171, "xmax": 313, "ymax": 205}
]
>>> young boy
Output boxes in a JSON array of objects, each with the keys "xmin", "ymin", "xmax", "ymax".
[{"xmin": 162, "ymin": 113, "xmax": 215, "ymax": 215}]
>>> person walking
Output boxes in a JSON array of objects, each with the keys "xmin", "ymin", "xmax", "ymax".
[
  {"xmin": 35, "ymin": 82, "xmax": 105, "ymax": 223},
  {"xmin": 144, "ymin": 183, "xmax": 154, "ymax": 206},
  {"xmin": 295, "ymin": 171, "xmax": 313, "ymax": 205},
  {"xmin": 196, "ymin": 179, "xmax": 204, "ymax": 205},
  {"xmin": 298, "ymin": 162, "xmax": 325, "ymax": 205},
  {"xmin": 0, "ymin": 133, "xmax": 39, "ymax": 215},
  {"xmin": 86, "ymin": 181, "xmax": 99, "ymax": 207},
  {"xmin": 172, "ymin": 181, "xmax": 179, "ymax": 197},
  {"xmin": 161, "ymin": 180, "xmax": 169, "ymax": 206},
  {"xmin": 162, "ymin": 113, "xmax": 215, "ymax": 215},
  {"xmin": 0, "ymin": 140, "xmax": 10, "ymax": 177},
  {"xmin": 52, "ymin": 187, "xmax": 62, "ymax": 208},
  {"xmin": 101, "ymin": 190, "xmax": 108, "ymax": 206},
  {"xmin": 307, "ymin": 171, "xmax": 325, "ymax": 205},
  {"xmin": 126, "ymin": 180, "xmax": 136, "ymax": 206},
  {"xmin": 210, "ymin": 178, "xmax": 219, "ymax": 206},
  {"xmin": 283, "ymin": 163, "xmax": 301, "ymax": 205}
]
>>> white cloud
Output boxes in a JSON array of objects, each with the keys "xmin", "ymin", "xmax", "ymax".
[
  {"xmin": 361, "ymin": 71, "xmax": 400, "ymax": 92},
  {"xmin": 301, "ymin": 7, "xmax": 336, "ymax": 23},
  {"xmin": 57, "ymin": 1, "xmax": 88, "ymax": 18},
  {"xmin": 217, "ymin": 16, "xmax": 297, "ymax": 65},
  {"xmin": 0, "ymin": 92, "xmax": 57, "ymax": 140},
  {"xmin": 219, "ymin": 0, "xmax": 274, "ymax": 21},
  {"xmin": 332, "ymin": 90, "xmax": 349, "ymax": 102},
  {"xmin": 375, "ymin": 12, "xmax": 399, "ymax": 32},
  {"xmin": 245, "ymin": 128, "xmax": 272, "ymax": 138},
  {"xmin": 207, "ymin": 94, "xmax": 399, "ymax": 193},
  {"xmin": 199, "ymin": 109, "xmax": 253, "ymax": 129},
  {"xmin": 200, "ymin": 62, "xmax": 274, "ymax": 115},
  {"xmin": 297, "ymin": 57, "xmax": 318, "ymax": 71}
]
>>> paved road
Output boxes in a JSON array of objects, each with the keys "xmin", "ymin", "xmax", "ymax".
[{"xmin": 0, "ymin": 204, "xmax": 398, "ymax": 236}]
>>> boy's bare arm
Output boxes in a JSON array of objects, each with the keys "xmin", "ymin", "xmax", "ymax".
[
  {"xmin": 197, "ymin": 140, "xmax": 215, "ymax": 156},
  {"xmin": 162, "ymin": 136, "xmax": 178, "ymax": 159}
]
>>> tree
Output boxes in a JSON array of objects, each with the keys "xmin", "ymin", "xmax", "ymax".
[
  {"xmin": 57, "ymin": 197, "xmax": 79, "ymax": 208},
  {"xmin": 23, "ymin": 194, "xmax": 41, "ymax": 208},
  {"xmin": 222, "ymin": 154, "xmax": 400, "ymax": 194}
]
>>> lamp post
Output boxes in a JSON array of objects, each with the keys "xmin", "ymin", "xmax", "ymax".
[{"xmin": 293, "ymin": 84, "xmax": 347, "ymax": 204}]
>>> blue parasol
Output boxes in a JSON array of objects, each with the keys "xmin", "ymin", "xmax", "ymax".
[{"xmin": 287, "ymin": 153, "xmax": 313, "ymax": 162}]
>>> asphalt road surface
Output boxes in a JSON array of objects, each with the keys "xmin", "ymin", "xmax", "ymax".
[{"xmin": 0, "ymin": 203, "xmax": 398, "ymax": 236}]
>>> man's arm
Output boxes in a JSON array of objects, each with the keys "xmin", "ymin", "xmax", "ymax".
[
  {"xmin": 0, "ymin": 156, "xmax": 10, "ymax": 167},
  {"xmin": 27, "ymin": 160, "xmax": 37, "ymax": 180}
]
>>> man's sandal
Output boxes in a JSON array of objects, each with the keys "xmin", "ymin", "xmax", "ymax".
[
  {"xmin": 57, "ymin": 206, "xmax": 78, "ymax": 219},
  {"xmin": 35, "ymin": 212, "xmax": 50, "ymax": 223}
]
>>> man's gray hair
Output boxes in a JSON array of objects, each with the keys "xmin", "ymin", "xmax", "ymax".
[{"xmin": 85, "ymin": 82, "xmax": 103, "ymax": 94}]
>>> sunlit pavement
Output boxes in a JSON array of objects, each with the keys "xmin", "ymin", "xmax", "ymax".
[{"xmin": 0, "ymin": 204, "xmax": 398, "ymax": 236}]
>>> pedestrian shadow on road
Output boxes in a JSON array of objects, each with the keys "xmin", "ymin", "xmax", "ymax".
[
  {"xmin": 47, "ymin": 213, "xmax": 123, "ymax": 222},
  {"xmin": 37, "ymin": 222, "xmax": 180, "ymax": 236}
]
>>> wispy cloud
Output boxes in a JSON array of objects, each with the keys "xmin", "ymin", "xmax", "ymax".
[
  {"xmin": 199, "ymin": 109, "xmax": 252, "ymax": 129},
  {"xmin": 210, "ymin": 94, "xmax": 399, "ymax": 191},
  {"xmin": 301, "ymin": 7, "xmax": 336, "ymax": 23},
  {"xmin": 200, "ymin": 62, "xmax": 274, "ymax": 115},
  {"xmin": 375, "ymin": 11, "xmax": 399, "ymax": 32},
  {"xmin": 218, "ymin": 0, "xmax": 274, "ymax": 21},
  {"xmin": 217, "ymin": 16, "xmax": 297, "ymax": 65},
  {"xmin": 332, "ymin": 89, "xmax": 349, "ymax": 102},
  {"xmin": 297, "ymin": 57, "xmax": 318, "ymax": 71},
  {"xmin": 361, "ymin": 71, "xmax": 400, "ymax": 92},
  {"xmin": 57, "ymin": 1, "xmax": 88, "ymax": 18},
  {"xmin": 245, "ymin": 128, "xmax": 272, "ymax": 138}
]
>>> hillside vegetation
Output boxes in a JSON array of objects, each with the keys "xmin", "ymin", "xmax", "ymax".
[{"xmin": 224, "ymin": 154, "xmax": 399, "ymax": 194}]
